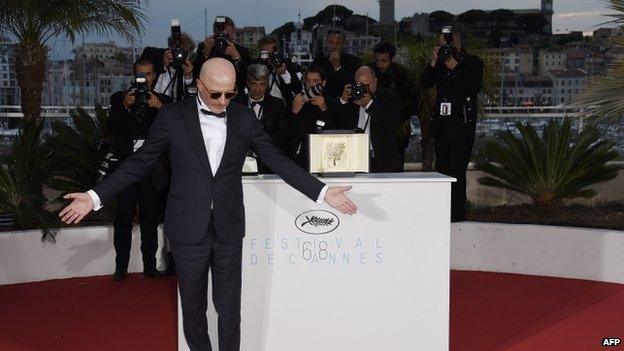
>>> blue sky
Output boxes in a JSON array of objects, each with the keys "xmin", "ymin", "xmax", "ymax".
[{"xmin": 46, "ymin": 0, "xmax": 617, "ymax": 59}]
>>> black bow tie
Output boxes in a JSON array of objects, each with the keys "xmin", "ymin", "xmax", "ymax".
[
  {"xmin": 200, "ymin": 109, "xmax": 226, "ymax": 118},
  {"xmin": 249, "ymin": 101, "xmax": 262, "ymax": 108}
]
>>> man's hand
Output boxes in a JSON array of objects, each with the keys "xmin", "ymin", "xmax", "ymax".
[
  {"xmin": 431, "ymin": 46, "xmax": 440, "ymax": 67},
  {"xmin": 225, "ymin": 41, "xmax": 241, "ymax": 61},
  {"xmin": 148, "ymin": 92, "xmax": 163, "ymax": 109},
  {"xmin": 123, "ymin": 90, "xmax": 136, "ymax": 109},
  {"xmin": 329, "ymin": 51, "xmax": 341, "ymax": 69},
  {"xmin": 182, "ymin": 59, "xmax": 193, "ymax": 78},
  {"xmin": 354, "ymin": 93, "xmax": 372, "ymax": 108},
  {"xmin": 274, "ymin": 62, "xmax": 287, "ymax": 75},
  {"xmin": 340, "ymin": 84, "xmax": 352, "ymax": 102},
  {"xmin": 324, "ymin": 186, "xmax": 357, "ymax": 215},
  {"xmin": 203, "ymin": 37, "xmax": 215, "ymax": 58},
  {"xmin": 444, "ymin": 57, "xmax": 458, "ymax": 70},
  {"xmin": 310, "ymin": 96, "xmax": 327, "ymax": 111},
  {"xmin": 291, "ymin": 93, "xmax": 305, "ymax": 114},
  {"xmin": 163, "ymin": 49, "xmax": 173, "ymax": 69},
  {"xmin": 59, "ymin": 193, "xmax": 95, "ymax": 224}
]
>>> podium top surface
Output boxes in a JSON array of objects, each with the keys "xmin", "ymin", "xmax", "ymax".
[{"xmin": 243, "ymin": 172, "xmax": 456, "ymax": 184}]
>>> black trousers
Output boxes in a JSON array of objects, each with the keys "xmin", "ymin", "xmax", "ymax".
[
  {"xmin": 434, "ymin": 137, "xmax": 475, "ymax": 221},
  {"xmin": 172, "ymin": 214, "xmax": 243, "ymax": 351},
  {"xmin": 113, "ymin": 175, "xmax": 161, "ymax": 273}
]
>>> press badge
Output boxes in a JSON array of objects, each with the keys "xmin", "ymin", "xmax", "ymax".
[
  {"xmin": 133, "ymin": 139, "xmax": 145, "ymax": 152},
  {"xmin": 440, "ymin": 102, "xmax": 452, "ymax": 116}
]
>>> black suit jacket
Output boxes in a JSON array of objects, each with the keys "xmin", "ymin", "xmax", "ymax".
[
  {"xmin": 93, "ymin": 99, "xmax": 325, "ymax": 244},
  {"xmin": 336, "ymin": 87, "xmax": 403, "ymax": 172},
  {"xmin": 290, "ymin": 97, "xmax": 340, "ymax": 170},
  {"xmin": 234, "ymin": 93, "xmax": 294, "ymax": 169},
  {"xmin": 312, "ymin": 52, "xmax": 362, "ymax": 99},
  {"xmin": 421, "ymin": 52, "xmax": 484, "ymax": 141}
]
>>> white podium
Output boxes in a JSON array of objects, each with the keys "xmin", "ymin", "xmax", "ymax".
[{"xmin": 178, "ymin": 172, "xmax": 454, "ymax": 351}]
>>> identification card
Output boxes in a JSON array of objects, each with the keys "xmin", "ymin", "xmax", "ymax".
[
  {"xmin": 133, "ymin": 139, "xmax": 145, "ymax": 152},
  {"xmin": 440, "ymin": 102, "xmax": 452, "ymax": 116}
]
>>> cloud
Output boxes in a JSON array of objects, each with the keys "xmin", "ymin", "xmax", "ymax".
[{"xmin": 555, "ymin": 10, "xmax": 605, "ymax": 18}]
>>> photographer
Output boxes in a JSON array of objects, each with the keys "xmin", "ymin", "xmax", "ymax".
[
  {"xmin": 337, "ymin": 66, "xmax": 403, "ymax": 173},
  {"xmin": 421, "ymin": 27, "xmax": 484, "ymax": 222},
  {"xmin": 153, "ymin": 26, "xmax": 195, "ymax": 101},
  {"xmin": 290, "ymin": 65, "xmax": 339, "ymax": 170},
  {"xmin": 107, "ymin": 58, "xmax": 172, "ymax": 281},
  {"xmin": 255, "ymin": 35, "xmax": 302, "ymax": 106},
  {"xmin": 233, "ymin": 64, "xmax": 293, "ymax": 173},
  {"xmin": 370, "ymin": 41, "xmax": 417, "ymax": 164},
  {"xmin": 193, "ymin": 16, "xmax": 250, "ymax": 91},
  {"xmin": 312, "ymin": 29, "xmax": 361, "ymax": 99}
]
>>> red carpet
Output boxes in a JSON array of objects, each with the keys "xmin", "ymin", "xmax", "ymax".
[{"xmin": 1, "ymin": 271, "xmax": 623, "ymax": 351}]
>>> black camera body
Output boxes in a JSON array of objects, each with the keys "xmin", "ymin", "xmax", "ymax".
[
  {"xmin": 351, "ymin": 83, "xmax": 369, "ymax": 100},
  {"xmin": 95, "ymin": 141, "xmax": 119, "ymax": 183},
  {"xmin": 270, "ymin": 51, "xmax": 284, "ymax": 68},
  {"xmin": 214, "ymin": 16, "xmax": 229, "ymax": 54},
  {"xmin": 130, "ymin": 72, "xmax": 150, "ymax": 121},
  {"xmin": 304, "ymin": 83, "xmax": 324, "ymax": 101},
  {"xmin": 438, "ymin": 26, "xmax": 456, "ymax": 63},
  {"xmin": 171, "ymin": 19, "xmax": 188, "ymax": 69}
]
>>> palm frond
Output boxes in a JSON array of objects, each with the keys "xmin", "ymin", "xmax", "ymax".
[{"xmin": 476, "ymin": 120, "xmax": 620, "ymax": 209}]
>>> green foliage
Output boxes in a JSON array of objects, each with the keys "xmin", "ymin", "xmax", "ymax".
[
  {"xmin": 575, "ymin": 1, "xmax": 624, "ymax": 123},
  {"xmin": 47, "ymin": 106, "xmax": 111, "ymax": 193},
  {"xmin": 0, "ymin": 0, "xmax": 148, "ymax": 43},
  {"xmin": 0, "ymin": 120, "xmax": 60, "ymax": 240},
  {"xmin": 476, "ymin": 120, "xmax": 620, "ymax": 210}
]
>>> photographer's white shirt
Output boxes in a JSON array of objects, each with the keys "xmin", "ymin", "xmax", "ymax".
[
  {"xmin": 154, "ymin": 67, "xmax": 194, "ymax": 98},
  {"xmin": 269, "ymin": 71, "xmax": 291, "ymax": 101}
]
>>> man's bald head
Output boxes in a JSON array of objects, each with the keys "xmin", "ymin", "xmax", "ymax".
[
  {"xmin": 200, "ymin": 58, "xmax": 236, "ymax": 89},
  {"xmin": 354, "ymin": 65, "xmax": 377, "ymax": 94},
  {"xmin": 197, "ymin": 58, "xmax": 237, "ymax": 113}
]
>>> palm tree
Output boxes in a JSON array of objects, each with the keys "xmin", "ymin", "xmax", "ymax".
[
  {"xmin": 0, "ymin": 0, "xmax": 148, "ymax": 122},
  {"xmin": 574, "ymin": 0, "xmax": 624, "ymax": 123},
  {"xmin": 476, "ymin": 120, "xmax": 620, "ymax": 211}
]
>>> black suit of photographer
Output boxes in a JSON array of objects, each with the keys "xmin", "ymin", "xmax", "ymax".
[
  {"xmin": 336, "ymin": 86, "xmax": 403, "ymax": 173},
  {"xmin": 372, "ymin": 62, "xmax": 418, "ymax": 163},
  {"xmin": 108, "ymin": 89, "xmax": 172, "ymax": 275},
  {"xmin": 421, "ymin": 50, "xmax": 483, "ymax": 221},
  {"xmin": 290, "ymin": 94, "xmax": 340, "ymax": 170},
  {"xmin": 312, "ymin": 52, "xmax": 361, "ymax": 99},
  {"xmin": 233, "ymin": 92, "xmax": 293, "ymax": 173},
  {"xmin": 193, "ymin": 42, "xmax": 250, "ymax": 91}
]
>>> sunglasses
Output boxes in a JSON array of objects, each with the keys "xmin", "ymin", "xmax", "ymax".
[
  {"xmin": 208, "ymin": 90, "xmax": 237, "ymax": 100},
  {"xmin": 198, "ymin": 78, "xmax": 238, "ymax": 100}
]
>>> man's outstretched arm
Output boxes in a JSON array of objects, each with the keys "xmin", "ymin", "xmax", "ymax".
[
  {"xmin": 60, "ymin": 105, "xmax": 171, "ymax": 224},
  {"xmin": 250, "ymin": 116, "xmax": 357, "ymax": 215}
]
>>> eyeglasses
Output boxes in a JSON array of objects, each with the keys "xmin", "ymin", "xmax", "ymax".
[
  {"xmin": 198, "ymin": 78, "xmax": 237, "ymax": 100},
  {"xmin": 208, "ymin": 90, "xmax": 237, "ymax": 100}
]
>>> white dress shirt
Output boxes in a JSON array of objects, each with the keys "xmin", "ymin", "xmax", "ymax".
[
  {"xmin": 268, "ymin": 70, "xmax": 291, "ymax": 101},
  {"xmin": 88, "ymin": 95, "xmax": 328, "ymax": 211},
  {"xmin": 154, "ymin": 66, "xmax": 194, "ymax": 98},
  {"xmin": 248, "ymin": 97, "xmax": 264, "ymax": 119}
]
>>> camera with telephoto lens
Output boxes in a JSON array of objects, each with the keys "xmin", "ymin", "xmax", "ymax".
[
  {"xmin": 351, "ymin": 83, "xmax": 369, "ymax": 100},
  {"xmin": 438, "ymin": 26, "xmax": 456, "ymax": 63},
  {"xmin": 170, "ymin": 20, "xmax": 188, "ymax": 69},
  {"xmin": 214, "ymin": 16, "xmax": 229, "ymax": 54},
  {"xmin": 304, "ymin": 83, "xmax": 324, "ymax": 101}
]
